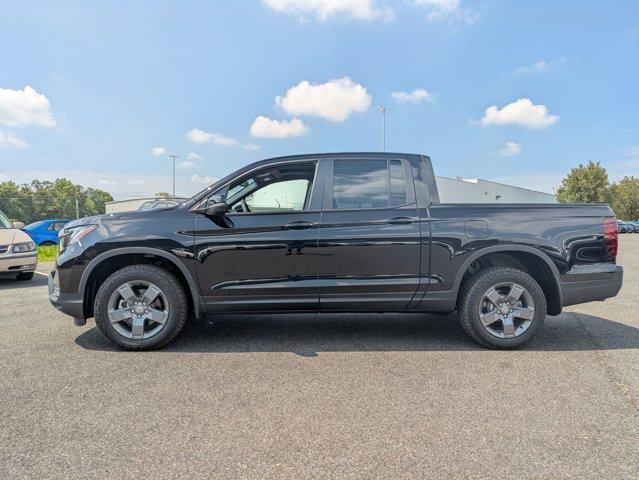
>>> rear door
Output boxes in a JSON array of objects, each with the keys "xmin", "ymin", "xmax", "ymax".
[{"xmin": 317, "ymin": 157, "xmax": 422, "ymax": 311}]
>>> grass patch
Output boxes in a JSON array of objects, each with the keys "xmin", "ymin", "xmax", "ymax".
[{"xmin": 37, "ymin": 245, "xmax": 59, "ymax": 262}]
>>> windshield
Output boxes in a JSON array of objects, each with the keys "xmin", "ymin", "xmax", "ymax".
[
  {"xmin": 138, "ymin": 200, "xmax": 178, "ymax": 211},
  {"xmin": 0, "ymin": 211, "xmax": 12, "ymax": 229},
  {"xmin": 138, "ymin": 201, "xmax": 156, "ymax": 211}
]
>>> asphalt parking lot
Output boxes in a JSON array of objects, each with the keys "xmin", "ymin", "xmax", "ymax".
[{"xmin": 1, "ymin": 238, "xmax": 638, "ymax": 479}]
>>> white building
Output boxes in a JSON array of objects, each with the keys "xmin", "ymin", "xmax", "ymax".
[{"xmin": 435, "ymin": 176, "xmax": 556, "ymax": 203}]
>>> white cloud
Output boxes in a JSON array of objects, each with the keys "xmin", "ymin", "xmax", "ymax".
[
  {"xmin": 190, "ymin": 174, "xmax": 217, "ymax": 185},
  {"xmin": 0, "ymin": 131, "xmax": 28, "ymax": 149},
  {"xmin": 262, "ymin": 0, "xmax": 392, "ymax": 22},
  {"xmin": 515, "ymin": 60, "xmax": 549, "ymax": 75},
  {"xmin": 262, "ymin": 0, "xmax": 479, "ymax": 24},
  {"xmin": 177, "ymin": 153, "xmax": 204, "ymax": 170},
  {"xmin": 129, "ymin": 180, "xmax": 145, "ymax": 185},
  {"xmin": 186, "ymin": 152, "xmax": 203, "ymax": 161},
  {"xmin": 250, "ymin": 116, "xmax": 309, "ymax": 139},
  {"xmin": 177, "ymin": 160, "xmax": 197, "ymax": 170},
  {"xmin": 499, "ymin": 141, "xmax": 522, "ymax": 157},
  {"xmin": 98, "ymin": 179, "xmax": 116, "ymax": 186},
  {"xmin": 243, "ymin": 143, "xmax": 260, "ymax": 150},
  {"xmin": 151, "ymin": 146, "xmax": 167, "ymax": 156},
  {"xmin": 276, "ymin": 77, "xmax": 371, "ymax": 122},
  {"xmin": 0, "ymin": 85, "xmax": 56, "ymax": 128},
  {"xmin": 609, "ymin": 145, "xmax": 639, "ymax": 179},
  {"xmin": 391, "ymin": 88, "xmax": 433, "ymax": 104},
  {"xmin": 414, "ymin": 0, "xmax": 478, "ymax": 25},
  {"xmin": 186, "ymin": 128, "xmax": 237, "ymax": 146},
  {"xmin": 620, "ymin": 145, "xmax": 639, "ymax": 160},
  {"xmin": 480, "ymin": 98, "xmax": 559, "ymax": 129}
]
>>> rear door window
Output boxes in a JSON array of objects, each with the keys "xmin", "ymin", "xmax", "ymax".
[
  {"xmin": 332, "ymin": 159, "xmax": 388, "ymax": 209},
  {"xmin": 331, "ymin": 159, "xmax": 410, "ymax": 209},
  {"xmin": 390, "ymin": 160, "xmax": 407, "ymax": 207}
]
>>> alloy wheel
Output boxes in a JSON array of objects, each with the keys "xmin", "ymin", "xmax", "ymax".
[
  {"xmin": 478, "ymin": 281, "xmax": 535, "ymax": 339},
  {"xmin": 107, "ymin": 280, "xmax": 169, "ymax": 340}
]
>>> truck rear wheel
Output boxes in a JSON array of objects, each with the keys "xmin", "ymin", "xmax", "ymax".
[
  {"xmin": 94, "ymin": 264, "xmax": 188, "ymax": 350},
  {"xmin": 458, "ymin": 267, "xmax": 546, "ymax": 349}
]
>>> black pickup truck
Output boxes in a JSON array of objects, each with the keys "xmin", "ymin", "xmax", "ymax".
[{"xmin": 49, "ymin": 153, "xmax": 623, "ymax": 349}]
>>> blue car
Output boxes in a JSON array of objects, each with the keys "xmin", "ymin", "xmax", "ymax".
[
  {"xmin": 22, "ymin": 219, "xmax": 70, "ymax": 245},
  {"xmin": 616, "ymin": 220, "xmax": 627, "ymax": 233}
]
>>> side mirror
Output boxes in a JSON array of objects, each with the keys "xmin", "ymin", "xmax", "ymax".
[
  {"xmin": 12, "ymin": 221, "xmax": 25, "ymax": 229},
  {"xmin": 200, "ymin": 202, "xmax": 228, "ymax": 216}
]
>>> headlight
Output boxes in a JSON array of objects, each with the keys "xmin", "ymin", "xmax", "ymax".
[
  {"xmin": 64, "ymin": 224, "xmax": 98, "ymax": 245},
  {"xmin": 12, "ymin": 241, "xmax": 36, "ymax": 253}
]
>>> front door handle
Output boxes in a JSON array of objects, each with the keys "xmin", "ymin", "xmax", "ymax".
[
  {"xmin": 387, "ymin": 217, "xmax": 414, "ymax": 225},
  {"xmin": 283, "ymin": 221, "xmax": 315, "ymax": 230}
]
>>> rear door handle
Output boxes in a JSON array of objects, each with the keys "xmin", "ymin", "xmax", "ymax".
[
  {"xmin": 387, "ymin": 217, "xmax": 414, "ymax": 225},
  {"xmin": 283, "ymin": 221, "xmax": 315, "ymax": 230}
]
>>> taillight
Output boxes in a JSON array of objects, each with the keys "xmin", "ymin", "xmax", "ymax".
[{"xmin": 603, "ymin": 217, "xmax": 618, "ymax": 259}]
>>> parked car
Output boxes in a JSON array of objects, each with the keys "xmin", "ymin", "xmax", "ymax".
[
  {"xmin": 48, "ymin": 153, "xmax": 623, "ymax": 350},
  {"xmin": 23, "ymin": 219, "xmax": 70, "ymax": 245},
  {"xmin": 617, "ymin": 220, "xmax": 629, "ymax": 233},
  {"xmin": 618, "ymin": 220, "xmax": 638, "ymax": 233},
  {"xmin": 0, "ymin": 210, "xmax": 37, "ymax": 280}
]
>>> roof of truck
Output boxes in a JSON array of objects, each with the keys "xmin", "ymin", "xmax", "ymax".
[{"xmin": 188, "ymin": 152, "xmax": 431, "ymax": 205}]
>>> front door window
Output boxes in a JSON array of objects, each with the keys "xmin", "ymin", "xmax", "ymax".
[{"xmin": 224, "ymin": 163, "xmax": 316, "ymax": 214}]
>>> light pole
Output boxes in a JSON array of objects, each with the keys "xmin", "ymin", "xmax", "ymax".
[
  {"xmin": 168, "ymin": 154, "xmax": 178, "ymax": 196},
  {"xmin": 377, "ymin": 106, "xmax": 389, "ymax": 152}
]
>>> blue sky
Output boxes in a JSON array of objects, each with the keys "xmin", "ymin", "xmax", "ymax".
[{"xmin": 0, "ymin": 0, "xmax": 637, "ymax": 199}]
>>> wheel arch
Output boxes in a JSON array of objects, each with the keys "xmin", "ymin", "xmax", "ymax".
[
  {"xmin": 453, "ymin": 245, "xmax": 562, "ymax": 316},
  {"xmin": 79, "ymin": 247, "xmax": 205, "ymax": 320}
]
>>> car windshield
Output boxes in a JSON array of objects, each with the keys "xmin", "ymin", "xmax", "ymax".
[
  {"xmin": 0, "ymin": 211, "xmax": 12, "ymax": 229},
  {"xmin": 138, "ymin": 200, "xmax": 178, "ymax": 211}
]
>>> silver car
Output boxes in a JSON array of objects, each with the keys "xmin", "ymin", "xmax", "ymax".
[{"xmin": 0, "ymin": 210, "xmax": 37, "ymax": 280}]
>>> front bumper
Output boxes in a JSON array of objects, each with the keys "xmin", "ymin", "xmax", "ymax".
[
  {"xmin": 560, "ymin": 265, "xmax": 623, "ymax": 307},
  {"xmin": 48, "ymin": 268, "xmax": 84, "ymax": 319},
  {"xmin": 0, "ymin": 252, "xmax": 37, "ymax": 275}
]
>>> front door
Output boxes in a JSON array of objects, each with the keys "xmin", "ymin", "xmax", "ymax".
[
  {"xmin": 194, "ymin": 160, "xmax": 324, "ymax": 311},
  {"xmin": 317, "ymin": 157, "xmax": 422, "ymax": 311}
]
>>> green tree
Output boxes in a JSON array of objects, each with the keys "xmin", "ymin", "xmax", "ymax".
[
  {"xmin": 83, "ymin": 187, "xmax": 113, "ymax": 216},
  {"xmin": 609, "ymin": 176, "xmax": 639, "ymax": 220},
  {"xmin": 0, "ymin": 181, "xmax": 30, "ymax": 222},
  {"xmin": 0, "ymin": 178, "xmax": 113, "ymax": 224},
  {"xmin": 556, "ymin": 161, "xmax": 610, "ymax": 203}
]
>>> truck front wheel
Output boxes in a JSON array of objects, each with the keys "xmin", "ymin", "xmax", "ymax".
[
  {"xmin": 94, "ymin": 264, "xmax": 188, "ymax": 350},
  {"xmin": 458, "ymin": 267, "xmax": 547, "ymax": 349}
]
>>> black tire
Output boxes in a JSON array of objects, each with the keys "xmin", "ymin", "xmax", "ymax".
[
  {"xmin": 94, "ymin": 264, "xmax": 188, "ymax": 350},
  {"xmin": 457, "ymin": 266, "xmax": 547, "ymax": 349},
  {"xmin": 40, "ymin": 241, "xmax": 57, "ymax": 246},
  {"xmin": 16, "ymin": 271, "xmax": 35, "ymax": 281}
]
